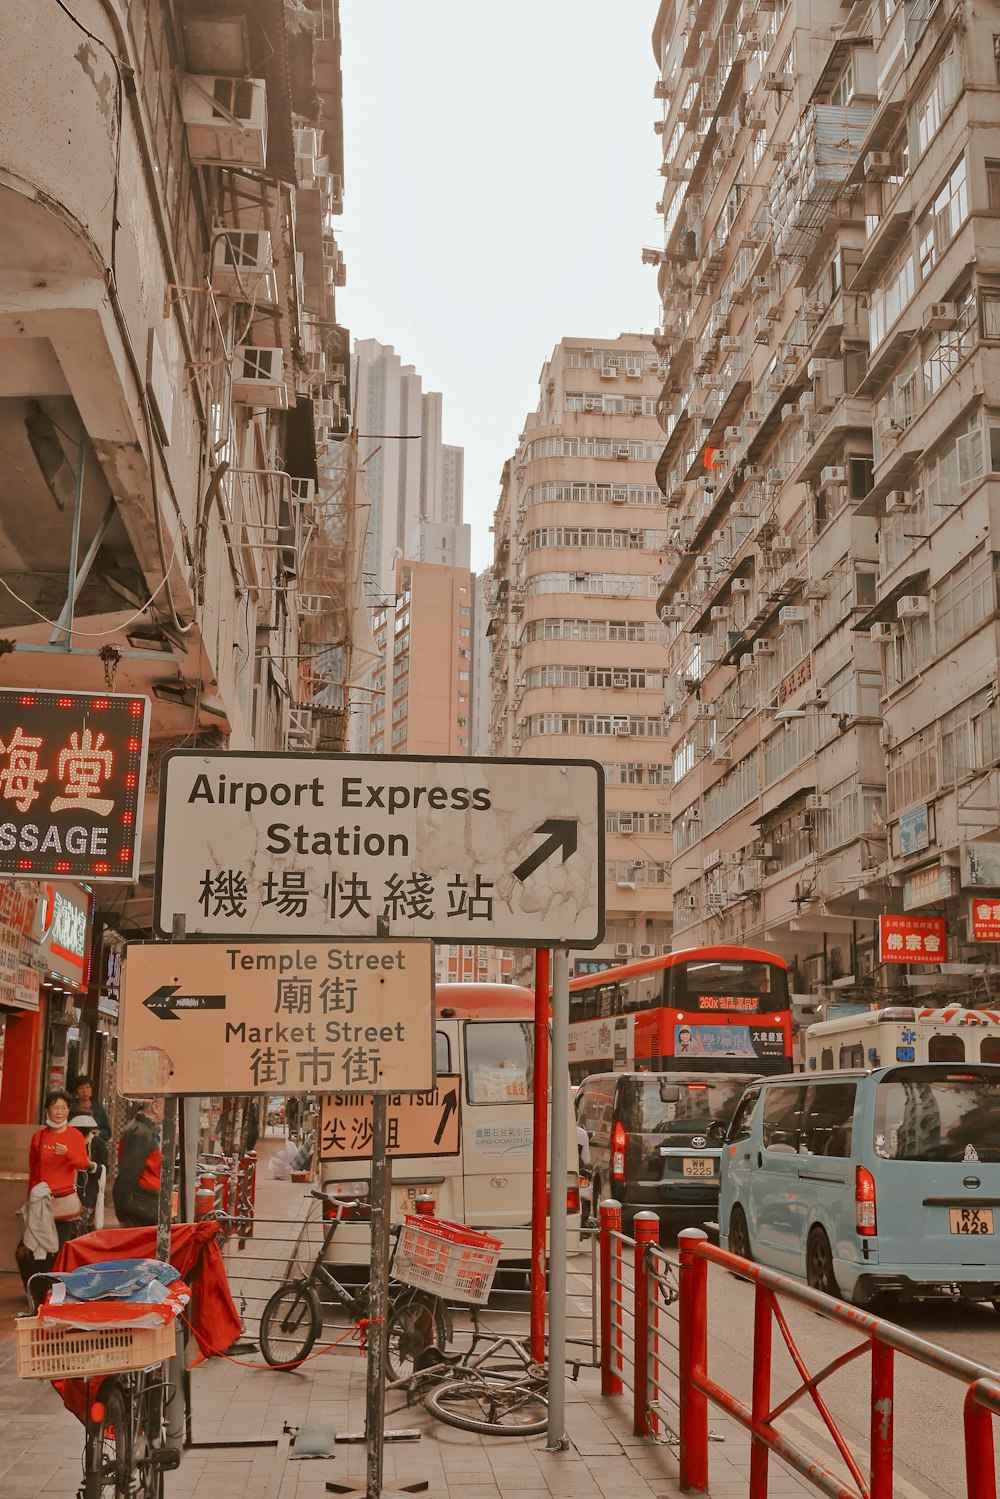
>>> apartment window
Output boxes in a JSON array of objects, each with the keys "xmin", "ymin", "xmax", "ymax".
[
  {"xmin": 912, "ymin": 41, "xmax": 960, "ymax": 162},
  {"xmin": 935, "ymin": 549, "xmax": 994, "ymax": 653},
  {"xmin": 887, "ymin": 735, "xmax": 938, "ymax": 813},
  {"xmin": 823, "ymin": 777, "xmax": 886, "ymax": 853},
  {"xmin": 648, "ymin": 763, "xmax": 672, "ymax": 786},
  {"xmin": 870, "ymin": 241, "xmax": 915, "ymax": 350},
  {"xmin": 916, "ymin": 156, "xmax": 968, "ymax": 280},
  {"xmin": 459, "ymin": 671, "xmax": 470, "ymax": 681}
]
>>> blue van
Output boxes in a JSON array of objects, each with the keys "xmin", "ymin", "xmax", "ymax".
[{"xmin": 719, "ymin": 1064, "xmax": 1000, "ymax": 1306}]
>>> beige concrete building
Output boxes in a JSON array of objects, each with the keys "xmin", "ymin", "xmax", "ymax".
[
  {"xmin": 649, "ymin": 0, "xmax": 1000, "ymax": 1008},
  {"xmin": 489, "ymin": 336, "xmax": 673, "ymax": 974},
  {"xmin": 0, "ymin": 1, "xmax": 358, "ymax": 1133}
]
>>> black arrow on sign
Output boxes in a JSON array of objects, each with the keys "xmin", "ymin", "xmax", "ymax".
[
  {"xmin": 143, "ymin": 985, "xmax": 227, "ymax": 1021},
  {"xmin": 512, "ymin": 818, "xmax": 578, "ymax": 884},
  {"xmin": 433, "ymin": 1087, "xmax": 458, "ymax": 1145}
]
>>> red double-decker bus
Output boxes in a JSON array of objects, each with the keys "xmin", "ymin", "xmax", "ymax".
[{"xmin": 567, "ymin": 945, "xmax": 791, "ymax": 1084}]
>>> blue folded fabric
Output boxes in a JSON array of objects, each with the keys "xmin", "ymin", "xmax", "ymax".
[{"xmin": 50, "ymin": 1258, "xmax": 180, "ymax": 1303}]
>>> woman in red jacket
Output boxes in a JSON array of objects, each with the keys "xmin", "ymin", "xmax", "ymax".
[{"xmin": 28, "ymin": 1089, "xmax": 90, "ymax": 1245}]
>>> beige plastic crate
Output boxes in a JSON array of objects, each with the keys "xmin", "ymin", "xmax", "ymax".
[{"xmin": 15, "ymin": 1315, "xmax": 176, "ymax": 1380}]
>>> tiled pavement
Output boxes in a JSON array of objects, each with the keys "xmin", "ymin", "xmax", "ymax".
[{"xmin": 0, "ymin": 1133, "xmax": 813, "ymax": 1497}]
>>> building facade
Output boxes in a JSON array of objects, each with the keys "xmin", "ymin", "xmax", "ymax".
[
  {"xmin": 489, "ymin": 336, "xmax": 673, "ymax": 975},
  {"xmin": 0, "ymin": 0, "xmax": 352, "ymax": 1146},
  {"xmin": 649, "ymin": 0, "xmax": 1000, "ymax": 1009}
]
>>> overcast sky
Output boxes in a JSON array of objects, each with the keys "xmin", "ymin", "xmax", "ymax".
[{"xmin": 338, "ymin": 2, "xmax": 662, "ymax": 571}]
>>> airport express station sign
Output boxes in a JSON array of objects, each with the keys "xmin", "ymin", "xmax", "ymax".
[
  {"xmin": 155, "ymin": 751, "xmax": 604, "ymax": 947},
  {"xmin": 119, "ymin": 938, "xmax": 435, "ymax": 1097}
]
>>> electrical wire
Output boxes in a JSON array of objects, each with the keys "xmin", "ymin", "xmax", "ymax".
[{"xmin": 0, "ymin": 572, "xmax": 169, "ymax": 637}]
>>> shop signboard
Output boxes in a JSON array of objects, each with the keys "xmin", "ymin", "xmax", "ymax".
[
  {"xmin": 963, "ymin": 842, "xmax": 1000, "ymax": 888},
  {"xmin": 37, "ymin": 881, "xmax": 94, "ymax": 990},
  {"xmin": 969, "ymin": 898, "xmax": 1000, "ymax": 942},
  {"xmin": 0, "ymin": 690, "xmax": 150, "ymax": 881},
  {"xmin": 0, "ymin": 878, "xmax": 40, "ymax": 1010},
  {"xmin": 878, "ymin": 913, "xmax": 947, "ymax": 964},
  {"xmin": 902, "ymin": 864, "xmax": 958, "ymax": 910}
]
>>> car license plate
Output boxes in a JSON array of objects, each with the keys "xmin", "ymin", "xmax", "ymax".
[
  {"xmin": 395, "ymin": 1185, "xmax": 437, "ymax": 1214},
  {"xmin": 682, "ymin": 1158, "xmax": 715, "ymax": 1178},
  {"xmin": 950, "ymin": 1207, "xmax": 994, "ymax": 1235}
]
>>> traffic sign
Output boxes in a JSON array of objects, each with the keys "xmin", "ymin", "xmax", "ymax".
[
  {"xmin": 154, "ymin": 751, "xmax": 604, "ymax": 946},
  {"xmin": 118, "ymin": 938, "xmax": 435, "ymax": 1096},
  {"xmin": 319, "ymin": 1076, "xmax": 461, "ymax": 1162}
]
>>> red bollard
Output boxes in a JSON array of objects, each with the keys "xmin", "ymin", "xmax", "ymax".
[
  {"xmin": 750, "ymin": 1283, "xmax": 773, "ymax": 1499},
  {"xmin": 599, "ymin": 1199, "xmax": 623, "ymax": 1396},
  {"xmin": 632, "ymin": 1213, "xmax": 659, "ymax": 1437},
  {"xmin": 870, "ymin": 1340, "xmax": 894, "ymax": 1499},
  {"xmin": 194, "ymin": 1184, "xmax": 216, "ymax": 1222},
  {"xmin": 678, "ymin": 1227, "xmax": 710, "ymax": 1495},
  {"xmin": 964, "ymin": 1383, "xmax": 998, "ymax": 1499}
]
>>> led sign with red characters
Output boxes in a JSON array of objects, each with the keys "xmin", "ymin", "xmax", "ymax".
[
  {"xmin": 695, "ymin": 994, "xmax": 761, "ymax": 1013},
  {"xmin": 0, "ymin": 690, "xmax": 150, "ymax": 881}
]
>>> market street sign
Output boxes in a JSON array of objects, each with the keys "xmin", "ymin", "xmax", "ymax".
[
  {"xmin": 118, "ymin": 939, "xmax": 435, "ymax": 1096},
  {"xmin": 154, "ymin": 751, "xmax": 604, "ymax": 946},
  {"xmin": 0, "ymin": 690, "xmax": 150, "ymax": 881},
  {"xmin": 319, "ymin": 1076, "xmax": 461, "ymax": 1163}
]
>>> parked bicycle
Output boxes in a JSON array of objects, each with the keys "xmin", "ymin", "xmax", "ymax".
[
  {"xmin": 258, "ymin": 1191, "xmax": 451, "ymax": 1378},
  {"xmin": 389, "ymin": 1326, "xmax": 548, "ymax": 1435},
  {"xmin": 23, "ymin": 1273, "xmax": 180, "ymax": 1499}
]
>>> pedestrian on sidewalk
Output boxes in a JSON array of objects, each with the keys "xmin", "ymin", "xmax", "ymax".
[
  {"xmin": 28, "ymin": 1090, "xmax": 89, "ymax": 1246},
  {"xmin": 113, "ymin": 1098, "xmax": 164, "ymax": 1227},
  {"xmin": 71, "ymin": 1073, "xmax": 112, "ymax": 1142},
  {"xmin": 70, "ymin": 1112, "xmax": 109, "ymax": 1229}
]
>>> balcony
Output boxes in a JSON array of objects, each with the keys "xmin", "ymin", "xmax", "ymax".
[{"xmin": 769, "ymin": 105, "xmax": 875, "ymax": 260}]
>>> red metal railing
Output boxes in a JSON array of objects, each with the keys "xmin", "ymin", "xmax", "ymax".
[{"xmin": 597, "ymin": 1209, "xmax": 1000, "ymax": 1497}]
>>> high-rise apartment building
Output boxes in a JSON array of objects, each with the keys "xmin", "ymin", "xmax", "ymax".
[
  {"xmin": 489, "ymin": 337, "xmax": 673, "ymax": 972},
  {"xmin": 649, "ymin": 0, "xmax": 1000, "ymax": 1007}
]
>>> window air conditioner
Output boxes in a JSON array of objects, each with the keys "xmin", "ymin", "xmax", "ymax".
[
  {"xmin": 752, "ymin": 276, "xmax": 770, "ymax": 294},
  {"xmin": 922, "ymin": 302, "xmax": 957, "ymax": 331},
  {"xmin": 805, "ymin": 793, "xmax": 829, "ymax": 811},
  {"xmin": 870, "ymin": 621, "xmax": 898, "ymax": 643},
  {"xmin": 720, "ymin": 336, "xmax": 741, "ymax": 352},
  {"xmin": 763, "ymin": 71, "xmax": 794, "ymax": 90},
  {"xmin": 819, "ymin": 465, "xmax": 846, "ymax": 491},
  {"xmin": 753, "ymin": 639, "xmax": 774, "ymax": 655},
  {"xmin": 781, "ymin": 403, "xmax": 799, "ymax": 422},
  {"xmin": 614, "ymin": 719, "xmax": 632, "ymax": 736},
  {"xmin": 619, "ymin": 819, "xmax": 635, "ymax": 834},
  {"xmin": 710, "ymin": 605, "xmax": 729, "ymax": 621},
  {"xmin": 289, "ymin": 478, "xmax": 317, "ymax": 506},
  {"xmin": 612, "ymin": 488, "xmax": 629, "ymax": 504},
  {"xmin": 695, "ymin": 703, "xmax": 714, "ymax": 718},
  {"xmin": 863, "ymin": 150, "xmax": 899, "ymax": 179},
  {"xmin": 770, "ymin": 534, "xmax": 793, "ymax": 553},
  {"xmin": 688, "ymin": 805, "xmax": 701, "ymax": 820},
  {"xmin": 778, "ymin": 605, "xmax": 806, "ymax": 624},
  {"xmin": 884, "ymin": 489, "xmax": 913, "ymax": 514},
  {"xmin": 615, "ymin": 943, "xmax": 634, "ymax": 958},
  {"xmin": 615, "ymin": 445, "xmax": 630, "ymax": 458},
  {"xmin": 612, "ymin": 672, "xmax": 630, "ymax": 688},
  {"xmin": 182, "ymin": 76, "xmax": 268, "ymax": 168},
  {"xmin": 897, "ymin": 595, "xmax": 928, "ymax": 618},
  {"xmin": 725, "ymin": 426, "xmax": 745, "ymax": 442},
  {"xmin": 211, "ymin": 229, "xmax": 277, "ymax": 302},
  {"xmin": 231, "ymin": 345, "xmax": 289, "ymax": 409},
  {"xmin": 684, "ymin": 894, "xmax": 699, "ymax": 909},
  {"xmin": 712, "ymin": 744, "xmax": 732, "ymax": 761},
  {"xmin": 732, "ymin": 578, "xmax": 751, "ymax": 592}
]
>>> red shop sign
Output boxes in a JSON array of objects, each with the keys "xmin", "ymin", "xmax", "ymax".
[
  {"xmin": 969, "ymin": 898, "xmax": 1000, "ymax": 943},
  {"xmin": 878, "ymin": 913, "xmax": 947, "ymax": 964}
]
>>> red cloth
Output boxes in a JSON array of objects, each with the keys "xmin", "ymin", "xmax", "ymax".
[
  {"xmin": 28, "ymin": 1125, "xmax": 89, "ymax": 1195},
  {"xmin": 53, "ymin": 1221, "xmax": 241, "ymax": 1361}
]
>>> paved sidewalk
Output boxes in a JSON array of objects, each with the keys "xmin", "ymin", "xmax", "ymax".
[{"xmin": 0, "ymin": 1131, "xmax": 812, "ymax": 1497}]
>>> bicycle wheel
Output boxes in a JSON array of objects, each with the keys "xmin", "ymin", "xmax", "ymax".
[
  {"xmin": 85, "ymin": 1383, "xmax": 130, "ymax": 1499},
  {"xmin": 425, "ymin": 1376, "xmax": 548, "ymax": 1435},
  {"xmin": 259, "ymin": 1282, "xmax": 322, "ymax": 1368},
  {"xmin": 131, "ymin": 1371, "xmax": 165, "ymax": 1499},
  {"xmin": 385, "ymin": 1289, "xmax": 451, "ymax": 1381}
]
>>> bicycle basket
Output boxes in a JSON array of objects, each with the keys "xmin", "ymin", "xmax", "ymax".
[
  {"xmin": 391, "ymin": 1216, "xmax": 502, "ymax": 1305},
  {"xmin": 15, "ymin": 1316, "xmax": 176, "ymax": 1380}
]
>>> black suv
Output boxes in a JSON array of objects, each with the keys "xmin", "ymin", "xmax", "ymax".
[{"xmin": 576, "ymin": 1070, "xmax": 760, "ymax": 1234}]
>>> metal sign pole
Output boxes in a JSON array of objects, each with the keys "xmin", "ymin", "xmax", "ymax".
[
  {"xmin": 365, "ymin": 1094, "xmax": 391, "ymax": 1499},
  {"xmin": 546, "ymin": 947, "xmax": 570, "ymax": 1450}
]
